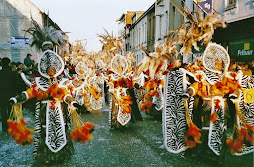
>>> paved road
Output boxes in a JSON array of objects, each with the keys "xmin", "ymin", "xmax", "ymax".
[{"xmin": 0, "ymin": 108, "xmax": 253, "ymax": 167}]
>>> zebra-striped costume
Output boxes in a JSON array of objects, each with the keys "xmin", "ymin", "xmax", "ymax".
[
  {"xmin": 234, "ymin": 72, "xmax": 254, "ymax": 156},
  {"xmin": 202, "ymin": 70, "xmax": 226, "ymax": 156},
  {"xmin": 163, "ymin": 68, "xmax": 229, "ymax": 156},
  {"xmin": 14, "ymin": 77, "xmax": 74, "ymax": 162}
]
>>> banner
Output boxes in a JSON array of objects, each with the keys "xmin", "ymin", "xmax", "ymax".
[{"xmin": 193, "ymin": 0, "xmax": 213, "ymax": 14}]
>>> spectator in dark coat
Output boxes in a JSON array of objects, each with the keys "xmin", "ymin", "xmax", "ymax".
[
  {"xmin": 24, "ymin": 53, "xmax": 33, "ymax": 67},
  {"xmin": 16, "ymin": 68, "xmax": 27, "ymax": 94},
  {"xmin": 0, "ymin": 57, "xmax": 19, "ymax": 133}
]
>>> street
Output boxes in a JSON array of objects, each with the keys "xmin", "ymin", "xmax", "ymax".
[{"xmin": 0, "ymin": 108, "xmax": 253, "ymax": 167}]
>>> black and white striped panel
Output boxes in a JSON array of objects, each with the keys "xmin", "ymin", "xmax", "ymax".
[
  {"xmin": 163, "ymin": 70, "xmax": 188, "ymax": 153},
  {"xmin": 109, "ymin": 94, "xmax": 121, "ymax": 128},
  {"xmin": 153, "ymin": 88, "xmax": 163, "ymax": 111},
  {"xmin": 33, "ymin": 101, "xmax": 41, "ymax": 159},
  {"xmin": 240, "ymin": 75, "xmax": 251, "ymax": 89},
  {"xmin": 46, "ymin": 105, "xmax": 67, "ymax": 152},
  {"xmin": 208, "ymin": 97, "xmax": 225, "ymax": 156},
  {"xmin": 204, "ymin": 70, "xmax": 220, "ymax": 84},
  {"xmin": 187, "ymin": 96, "xmax": 194, "ymax": 120},
  {"xmin": 37, "ymin": 77, "xmax": 58, "ymax": 90}
]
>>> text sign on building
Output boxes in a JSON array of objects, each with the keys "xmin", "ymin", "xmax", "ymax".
[
  {"xmin": 229, "ymin": 39, "xmax": 254, "ymax": 62},
  {"xmin": 193, "ymin": 0, "xmax": 213, "ymax": 14},
  {"xmin": 237, "ymin": 43, "xmax": 253, "ymax": 56},
  {"xmin": 11, "ymin": 37, "xmax": 29, "ymax": 47}
]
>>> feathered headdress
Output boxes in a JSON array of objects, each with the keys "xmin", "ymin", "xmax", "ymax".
[
  {"xmin": 170, "ymin": 0, "xmax": 226, "ymax": 56},
  {"xmin": 97, "ymin": 29, "xmax": 124, "ymax": 56},
  {"xmin": 25, "ymin": 17, "xmax": 66, "ymax": 51}
]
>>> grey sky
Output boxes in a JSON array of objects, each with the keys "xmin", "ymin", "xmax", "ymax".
[{"xmin": 31, "ymin": 0, "xmax": 155, "ymax": 52}]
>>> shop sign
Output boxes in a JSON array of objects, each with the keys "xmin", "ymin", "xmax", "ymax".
[
  {"xmin": 11, "ymin": 37, "xmax": 29, "ymax": 47},
  {"xmin": 237, "ymin": 43, "xmax": 253, "ymax": 56},
  {"xmin": 229, "ymin": 39, "xmax": 254, "ymax": 61}
]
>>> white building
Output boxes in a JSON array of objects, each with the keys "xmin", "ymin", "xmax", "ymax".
[
  {"xmin": 128, "ymin": 0, "xmax": 187, "ymax": 65},
  {"xmin": 125, "ymin": 4, "xmax": 155, "ymax": 65},
  {"xmin": 129, "ymin": 12, "xmax": 147, "ymax": 65},
  {"xmin": 216, "ymin": 0, "xmax": 254, "ymax": 23},
  {"xmin": 119, "ymin": 0, "xmax": 254, "ymax": 64},
  {"xmin": 117, "ymin": 11, "xmax": 136, "ymax": 55},
  {"xmin": 155, "ymin": 0, "xmax": 170, "ymax": 44}
]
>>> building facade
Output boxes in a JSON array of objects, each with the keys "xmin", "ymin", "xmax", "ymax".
[
  {"xmin": 146, "ymin": 4, "xmax": 156, "ymax": 54},
  {"xmin": 155, "ymin": 0, "xmax": 170, "ymax": 44},
  {"xmin": 118, "ymin": 0, "xmax": 186, "ymax": 65},
  {"xmin": 0, "ymin": 0, "xmax": 66, "ymax": 63},
  {"xmin": 129, "ymin": 12, "xmax": 147, "ymax": 65},
  {"xmin": 213, "ymin": 0, "xmax": 254, "ymax": 62},
  {"xmin": 117, "ymin": 11, "xmax": 136, "ymax": 55},
  {"xmin": 118, "ymin": 0, "xmax": 254, "ymax": 64}
]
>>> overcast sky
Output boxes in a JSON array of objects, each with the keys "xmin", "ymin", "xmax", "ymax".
[{"xmin": 30, "ymin": 0, "xmax": 155, "ymax": 52}]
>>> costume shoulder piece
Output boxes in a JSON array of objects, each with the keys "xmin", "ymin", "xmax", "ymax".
[{"xmin": 35, "ymin": 77, "xmax": 65, "ymax": 91}]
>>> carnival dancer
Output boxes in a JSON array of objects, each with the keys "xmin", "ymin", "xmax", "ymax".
[
  {"xmin": 107, "ymin": 54, "xmax": 133, "ymax": 127},
  {"xmin": 8, "ymin": 19, "xmax": 91, "ymax": 163},
  {"xmin": 184, "ymin": 43, "xmax": 252, "ymax": 160},
  {"xmin": 97, "ymin": 31, "xmax": 142, "ymax": 127},
  {"xmin": 230, "ymin": 61, "xmax": 254, "ymax": 156},
  {"xmin": 10, "ymin": 41, "xmax": 82, "ymax": 164},
  {"xmin": 62, "ymin": 62, "xmax": 92, "ymax": 113}
]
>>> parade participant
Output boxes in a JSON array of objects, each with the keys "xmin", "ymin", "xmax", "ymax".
[
  {"xmin": 10, "ymin": 41, "xmax": 81, "ymax": 164},
  {"xmin": 63, "ymin": 62, "xmax": 93, "ymax": 113},
  {"xmin": 97, "ymin": 31, "xmax": 142, "ymax": 127},
  {"xmin": 10, "ymin": 18, "xmax": 95, "ymax": 164},
  {"xmin": 232, "ymin": 60, "xmax": 254, "ymax": 156},
  {"xmin": 0, "ymin": 57, "xmax": 19, "ymax": 133},
  {"xmin": 186, "ymin": 44, "xmax": 232, "ymax": 156},
  {"xmin": 108, "ymin": 54, "xmax": 133, "ymax": 127},
  {"xmin": 162, "ymin": 61, "xmax": 194, "ymax": 154},
  {"xmin": 186, "ymin": 43, "xmax": 253, "ymax": 158}
]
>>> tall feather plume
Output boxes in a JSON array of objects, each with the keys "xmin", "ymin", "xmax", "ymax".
[
  {"xmin": 25, "ymin": 17, "xmax": 66, "ymax": 51},
  {"xmin": 97, "ymin": 29, "xmax": 125, "ymax": 70},
  {"xmin": 169, "ymin": 0, "xmax": 226, "ymax": 56}
]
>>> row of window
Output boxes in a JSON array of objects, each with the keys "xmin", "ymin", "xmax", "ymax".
[
  {"xmin": 130, "ymin": 21, "xmax": 147, "ymax": 48},
  {"xmin": 128, "ymin": 0, "xmax": 238, "ymax": 49}
]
